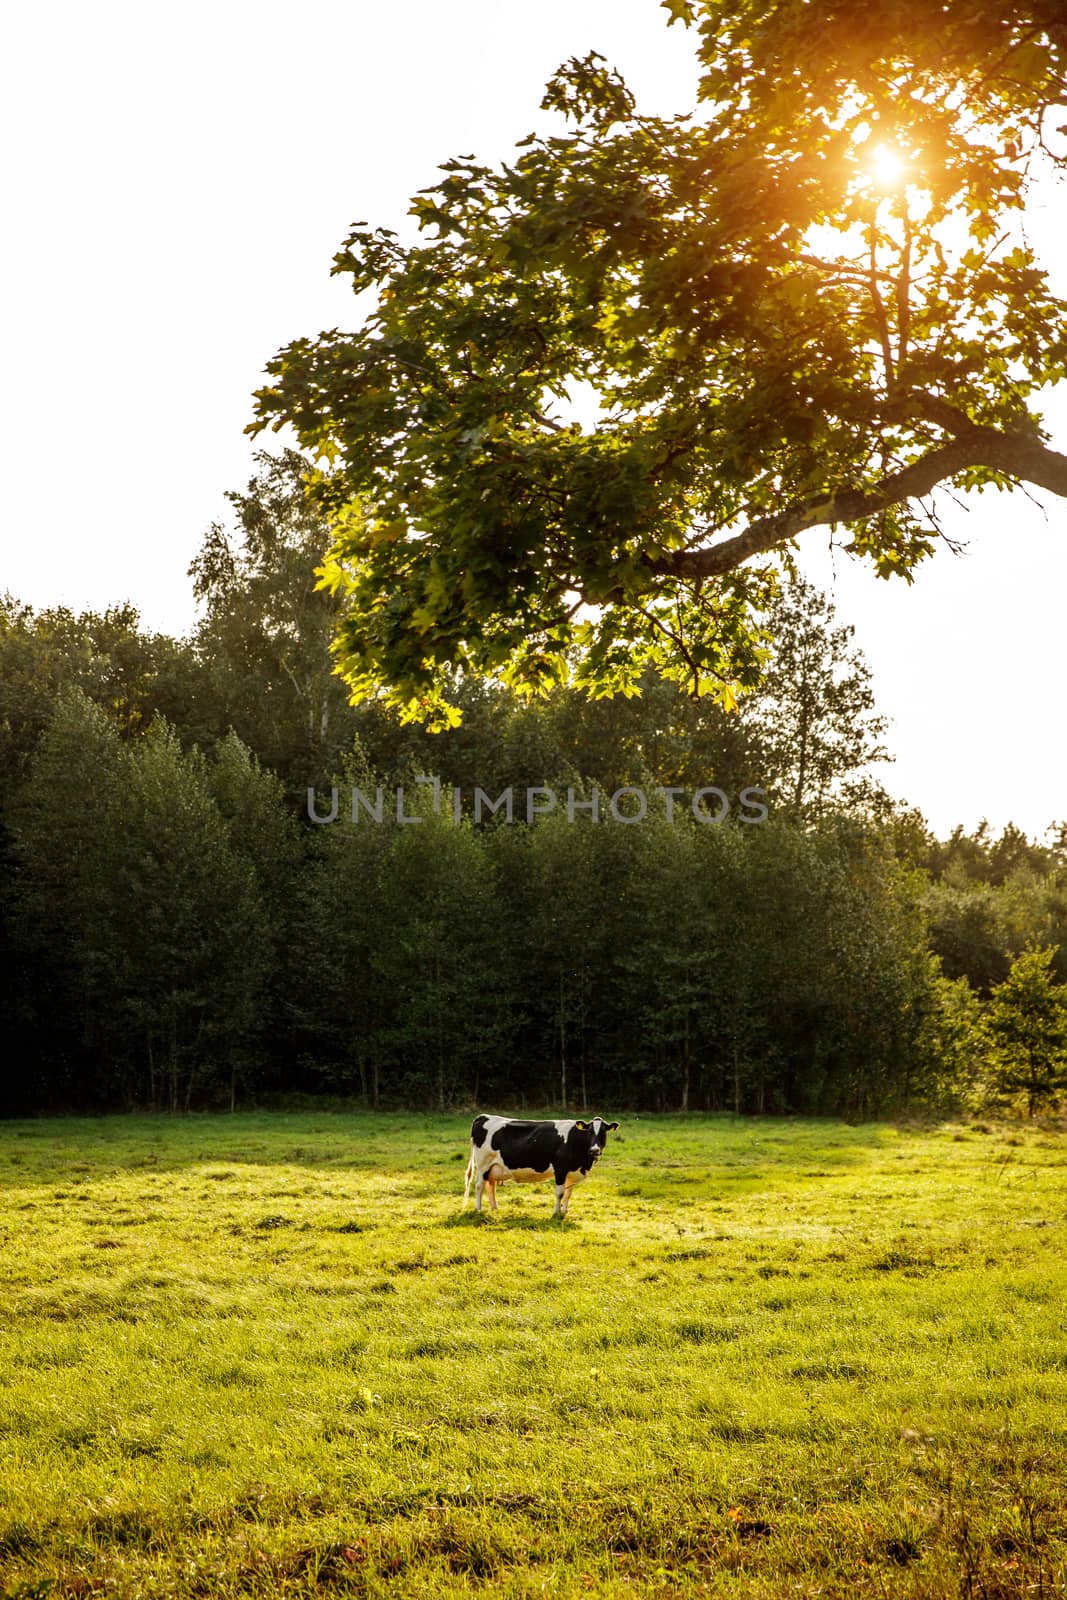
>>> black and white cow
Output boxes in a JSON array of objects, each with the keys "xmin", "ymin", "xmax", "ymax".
[{"xmin": 463, "ymin": 1115, "xmax": 619, "ymax": 1218}]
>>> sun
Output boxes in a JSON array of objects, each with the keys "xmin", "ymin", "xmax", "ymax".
[{"xmin": 866, "ymin": 142, "xmax": 910, "ymax": 190}]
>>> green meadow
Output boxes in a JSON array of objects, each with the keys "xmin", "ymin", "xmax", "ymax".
[{"xmin": 0, "ymin": 1112, "xmax": 1064, "ymax": 1598}]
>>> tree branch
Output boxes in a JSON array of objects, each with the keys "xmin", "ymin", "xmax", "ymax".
[
  {"xmin": 897, "ymin": 214, "xmax": 912, "ymax": 375},
  {"xmin": 652, "ymin": 427, "xmax": 1067, "ymax": 582},
  {"xmin": 868, "ymin": 222, "xmax": 895, "ymax": 389}
]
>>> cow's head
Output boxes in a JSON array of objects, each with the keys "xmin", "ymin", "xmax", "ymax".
[{"xmin": 574, "ymin": 1117, "xmax": 620, "ymax": 1161}]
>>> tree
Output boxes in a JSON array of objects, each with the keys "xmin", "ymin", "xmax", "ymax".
[
  {"xmin": 4, "ymin": 689, "xmax": 127, "ymax": 1106},
  {"xmin": 745, "ymin": 576, "xmax": 890, "ymax": 817},
  {"xmin": 208, "ymin": 731, "xmax": 305, "ymax": 1097},
  {"xmin": 8, "ymin": 695, "xmax": 273, "ymax": 1110},
  {"xmin": 534, "ymin": 668, "xmax": 766, "ymax": 799},
  {"xmin": 984, "ymin": 945, "xmax": 1067, "ymax": 1116},
  {"xmin": 502, "ymin": 809, "xmax": 605, "ymax": 1112},
  {"xmin": 189, "ymin": 450, "xmax": 360, "ymax": 790},
  {"xmin": 914, "ymin": 963, "xmax": 984, "ymax": 1112},
  {"xmin": 924, "ymin": 881, "xmax": 1013, "ymax": 996},
  {"xmin": 0, "ymin": 595, "xmax": 202, "ymax": 798},
  {"xmin": 288, "ymin": 748, "xmax": 397, "ymax": 1106},
  {"xmin": 605, "ymin": 814, "xmax": 716, "ymax": 1111},
  {"xmin": 112, "ymin": 722, "xmax": 271, "ymax": 1110},
  {"xmin": 250, "ymin": 5, "xmax": 1067, "ymax": 725},
  {"xmin": 925, "ymin": 819, "xmax": 1067, "ymax": 886},
  {"xmin": 373, "ymin": 798, "xmax": 511, "ymax": 1110}
]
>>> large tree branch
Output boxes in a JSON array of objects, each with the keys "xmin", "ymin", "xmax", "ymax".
[{"xmin": 653, "ymin": 425, "xmax": 1067, "ymax": 582}]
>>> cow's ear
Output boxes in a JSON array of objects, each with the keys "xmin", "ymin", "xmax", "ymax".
[
  {"xmin": 574, "ymin": 1120, "xmax": 588, "ymax": 1131},
  {"xmin": 607, "ymin": 1122, "xmax": 620, "ymax": 1131}
]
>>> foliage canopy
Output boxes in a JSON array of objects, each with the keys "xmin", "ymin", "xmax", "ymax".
[{"xmin": 253, "ymin": 1, "xmax": 1067, "ymax": 724}]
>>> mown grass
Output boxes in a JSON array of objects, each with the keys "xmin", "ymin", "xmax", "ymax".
[{"xmin": 0, "ymin": 1111, "xmax": 1064, "ymax": 1598}]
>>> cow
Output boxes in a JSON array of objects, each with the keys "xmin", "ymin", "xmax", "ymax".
[{"xmin": 462, "ymin": 1115, "xmax": 620, "ymax": 1218}]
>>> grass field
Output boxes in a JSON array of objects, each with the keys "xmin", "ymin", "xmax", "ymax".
[{"xmin": 0, "ymin": 1111, "xmax": 1064, "ymax": 1598}]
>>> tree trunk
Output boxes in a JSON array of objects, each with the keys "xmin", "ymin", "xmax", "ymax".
[
  {"xmin": 793, "ymin": 675, "xmax": 810, "ymax": 813},
  {"xmin": 559, "ymin": 972, "xmax": 567, "ymax": 1112},
  {"xmin": 436, "ymin": 955, "xmax": 445, "ymax": 1112},
  {"xmin": 681, "ymin": 1013, "xmax": 690, "ymax": 1112},
  {"xmin": 169, "ymin": 1015, "xmax": 178, "ymax": 1114}
]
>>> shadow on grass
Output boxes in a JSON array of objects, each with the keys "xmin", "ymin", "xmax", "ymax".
[
  {"xmin": 441, "ymin": 1210, "xmax": 568, "ymax": 1231},
  {"xmin": 0, "ymin": 1109, "xmax": 919, "ymax": 1195}
]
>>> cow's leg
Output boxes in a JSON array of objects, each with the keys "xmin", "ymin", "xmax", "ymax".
[
  {"xmin": 551, "ymin": 1159, "xmax": 570, "ymax": 1218},
  {"xmin": 486, "ymin": 1176, "xmax": 499, "ymax": 1212},
  {"xmin": 463, "ymin": 1150, "xmax": 475, "ymax": 1209},
  {"xmin": 474, "ymin": 1168, "xmax": 486, "ymax": 1213}
]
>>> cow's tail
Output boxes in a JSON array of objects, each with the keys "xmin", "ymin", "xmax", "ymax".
[{"xmin": 462, "ymin": 1147, "xmax": 474, "ymax": 1210}]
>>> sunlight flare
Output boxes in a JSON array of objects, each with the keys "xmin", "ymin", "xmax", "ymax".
[{"xmin": 865, "ymin": 141, "xmax": 911, "ymax": 190}]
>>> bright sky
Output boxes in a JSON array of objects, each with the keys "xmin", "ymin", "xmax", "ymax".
[{"xmin": 2, "ymin": 1, "xmax": 1065, "ymax": 840}]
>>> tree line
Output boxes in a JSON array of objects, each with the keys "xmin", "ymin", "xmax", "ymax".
[{"xmin": 2, "ymin": 455, "xmax": 1065, "ymax": 1117}]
